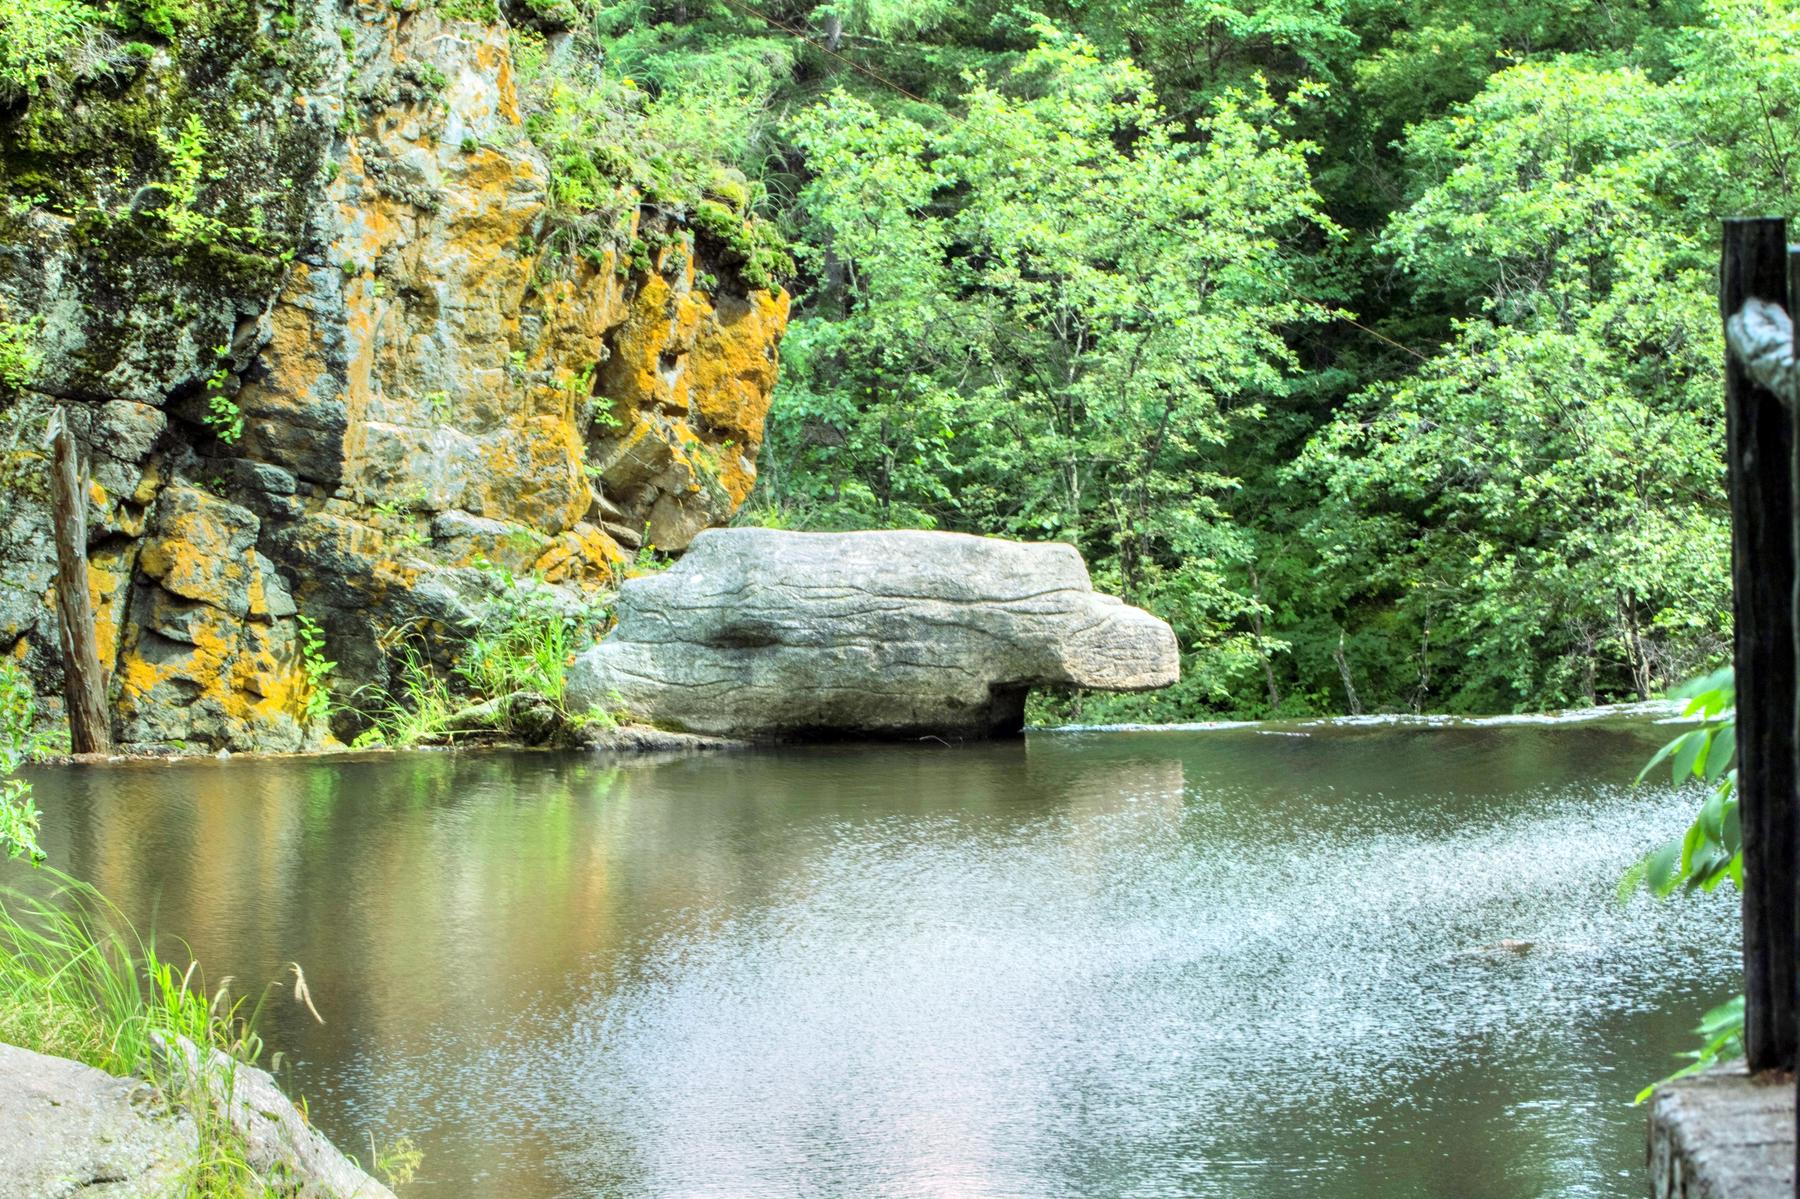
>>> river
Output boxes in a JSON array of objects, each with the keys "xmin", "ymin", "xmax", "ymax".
[{"xmin": 16, "ymin": 713, "xmax": 1738, "ymax": 1197}]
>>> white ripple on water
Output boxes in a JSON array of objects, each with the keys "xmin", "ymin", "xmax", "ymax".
[{"xmin": 525, "ymin": 777, "xmax": 1736, "ymax": 1199}]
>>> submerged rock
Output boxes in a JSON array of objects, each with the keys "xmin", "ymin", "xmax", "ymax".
[{"xmin": 565, "ymin": 529, "xmax": 1179, "ymax": 739}]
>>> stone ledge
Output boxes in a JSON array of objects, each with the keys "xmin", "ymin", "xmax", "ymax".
[{"xmin": 1649, "ymin": 1062, "xmax": 1794, "ymax": 1198}]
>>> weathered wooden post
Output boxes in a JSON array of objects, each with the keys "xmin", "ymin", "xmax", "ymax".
[
  {"xmin": 46, "ymin": 409, "xmax": 111, "ymax": 754},
  {"xmin": 1647, "ymin": 218, "xmax": 1800, "ymax": 1199},
  {"xmin": 1722, "ymin": 216, "xmax": 1797, "ymax": 1073},
  {"xmin": 1789, "ymin": 241, "xmax": 1800, "ymax": 1199}
]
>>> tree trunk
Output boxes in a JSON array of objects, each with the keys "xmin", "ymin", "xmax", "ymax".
[
  {"xmin": 48, "ymin": 411, "xmax": 110, "ymax": 754},
  {"xmin": 1246, "ymin": 561, "xmax": 1281, "ymax": 710}
]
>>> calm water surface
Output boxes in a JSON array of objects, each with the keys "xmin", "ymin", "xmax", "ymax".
[{"xmin": 17, "ymin": 717, "xmax": 1739, "ymax": 1198}]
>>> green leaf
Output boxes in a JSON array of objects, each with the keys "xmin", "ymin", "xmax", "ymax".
[
  {"xmin": 1636, "ymin": 736, "xmax": 1679, "ymax": 784},
  {"xmin": 1672, "ymin": 729, "xmax": 1707, "ymax": 784},
  {"xmin": 1644, "ymin": 840, "xmax": 1681, "ymax": 898},
  {"xmin": 1704, "ymin": 724, "xmax": 1736, "ymax": 781}
]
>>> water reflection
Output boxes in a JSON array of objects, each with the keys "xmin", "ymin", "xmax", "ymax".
[{"xmin": 15, "ymin": 720, "xmax": 1738, "ymax": 1198}]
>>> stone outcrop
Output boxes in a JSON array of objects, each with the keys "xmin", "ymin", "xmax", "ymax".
[
  {"xmin": 0, "ymin": 1042, "xmax": 192, "ymax": 1198},
  {"xmin": 152, "ymin": 1034, "xmax": 397, "ymax": 1199},
  {"xmin": 565, "ymin": 529, "xmax": 1180, "ymax": 739},
  {"xmin": 0, "ymin": 1040, "xmax": 392, "ymax": 1199},
  {"xmin": 0, "ymin": 0, "xmax": 788, "ymax": 750}
]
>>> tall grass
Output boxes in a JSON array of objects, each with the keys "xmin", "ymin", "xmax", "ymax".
[
  {"xmin": 354, "ymin": 564, "xmax": 614, "ymax": 747},
  {"xmin": 0, "ymin": 870, "xmax": 274, "ymax": 1196},
  {"xmin": 354, "ymin": 640, "xmax": 460, "ymax": 748}
]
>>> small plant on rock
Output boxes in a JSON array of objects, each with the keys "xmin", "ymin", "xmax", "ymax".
[
  {"xmin": 294, "ymin": 615, "xmax": 336, "ymax": 726},
  {"xmin": 0, "ymin": 660, "xmax": 45, "ymax": 864}
]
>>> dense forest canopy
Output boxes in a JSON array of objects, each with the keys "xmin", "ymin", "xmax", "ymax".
[
  {"xmin": 5, "ymin": 0, "xmax": 1796, "ymax": 719},
  {"xmin": 683, "ymin": 0, "xmax": 1787, "ymax": 720}
]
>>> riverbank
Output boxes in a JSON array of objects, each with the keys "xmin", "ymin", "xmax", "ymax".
[
  {"xmin": 30, "ymin": 721, "xmax": 748, "ymax": 767},
  {"xmin": 0, "ymin": 875, "xmax": 402, "ymax": 1198},
  {"xmin": 0, "ymin": 1041, "xmax": 397, "ymax": 1199}
]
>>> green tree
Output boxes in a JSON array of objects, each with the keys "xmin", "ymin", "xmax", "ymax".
[
  {"xmin": 768, "ymin": 31, "xmax": 1333, "ymax": 705},
  {"xmin": 1290, "ymin": 19, "xmax": 1800, "ymax": 709}
]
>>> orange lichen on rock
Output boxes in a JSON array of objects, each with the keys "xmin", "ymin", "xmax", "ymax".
[
  {"xmin": 112, "ymin": 487, "xmax": 315, "ymax": 751},
  {"xmin": 687, "ymin": 288, "xmax": 791, "ymax": 505},
  {"xmin": 587, "ymin": 259, "xmax": 790, "ymax": 548},
  {"xmin": 532, "ymin": 524, "xmax": 626, "ymax": 588},
  {"xmin": 87, "ymin": 544, "xmax": 137, "ymax": 671},
  {"xmin": 0, "ymin": 5, "xmax": 791, "ymax": 753}
]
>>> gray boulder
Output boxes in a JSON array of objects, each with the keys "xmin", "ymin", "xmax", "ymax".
[
  {"xmin": 151, "ymin": 1035, "xmax": 395, "ymax": 1199},
  {"xmin": 566, "ymin": 529, "xmax": 1179, "ymax": 739},
  {"xmin": 0, "ymin": 1043, "xmax": 191, "ymax": 1198},
  {"xmin": 0, "ymin": 1039, "xmax": 394, "ymax": 1199}
]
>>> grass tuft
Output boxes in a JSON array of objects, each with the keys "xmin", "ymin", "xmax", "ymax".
[{"xmin": 0, "ymin": 870, "xmax": 291, "ymax": 1196}]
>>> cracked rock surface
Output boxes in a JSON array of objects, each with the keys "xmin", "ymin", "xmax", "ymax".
[{"xmin": 566, "ymin": 528, "xmax": 1180, "ymax": 739}]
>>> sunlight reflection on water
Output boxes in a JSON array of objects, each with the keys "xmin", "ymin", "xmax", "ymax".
[{"xmin": 20, "ymin": 719, "xmax": 1737, "ymax": 1198}]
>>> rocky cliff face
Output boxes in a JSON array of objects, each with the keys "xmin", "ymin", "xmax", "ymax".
[{"xmin": 0, "ymin": 0, "xmax": 788, "ymax": 750}]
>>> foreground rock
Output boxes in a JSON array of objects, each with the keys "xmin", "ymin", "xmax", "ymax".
[
  {"xmin": 566, "ymin": 529, "xmax": 1179, "ymax": 739},
  {"xmin": 0, "ymin": 1040, "xmax": 392, "ymax": 1199},
  {"xmin": 0, "ymin": 1043, "xmax": 190, "ymax": 1198},
  {"xmin": 1648, "ymin": 1061, "xmax": 1793, "ymax": 1198}
]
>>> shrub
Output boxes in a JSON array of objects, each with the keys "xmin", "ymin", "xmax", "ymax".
[
  {"xmin": 0, "ymin": 659, "xmax": 45, "ymax": 864},
  {"xmin": 0, "ymin": 0, "xmax": 102, "ymax": 100}
]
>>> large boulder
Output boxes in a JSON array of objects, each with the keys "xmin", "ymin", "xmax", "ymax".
[
  {"xmin": 0, "ymin": 1043, "xmax": 191, "ymax": 1198},
  {"xmin": 566, "ymin": 529, "xmax": 1179, "ymax": 739}
]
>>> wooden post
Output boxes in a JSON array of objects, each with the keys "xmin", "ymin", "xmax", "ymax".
[
  {"xmin": 1788, "ymin": 244, "xmax": 1800, "ymax": 1199},
  {"xmin": 47, "ymin": 410, "xmax": 110, "ymax": 754},
  {"xmin": 1722, "ymin": 217, "xmax": 1795, "ymax": 1072}
]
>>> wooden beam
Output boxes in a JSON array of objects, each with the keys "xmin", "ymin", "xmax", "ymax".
[
  {"xmin": 47, "ymin": 410, "xmax": 110, "ymax": 755},
  {"xmin": 1723, "ymin": 216, "xmax": 1795, "ymax": 1072},
  {"xmin": 1788, "ymin": 244, "xmax": 1800, "ymax": 1199}
]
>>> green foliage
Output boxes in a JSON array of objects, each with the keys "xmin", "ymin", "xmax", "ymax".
[
  {"xmin": 350, "ymin": 641, "xmax": 458, "ymax": 748},
  {"xmin": 0, "ymin": 315, "xmax": 42, "ymax": 399},
  {"xmin": 152, "ymin": 112, "xmax": 221, "ymax": 242},
  {"xmin": 122, "ymin": 0, "xmax": 193, "ymax": 38},
  {"xmin": 1293, "ymin": 17, "xmax": 1789, "ymax": 711},
  {"xmin": 0, "ymin": 660, "xmax": 45, "ymax": 865},
  {"xmin": 354, "ymin": 563, "xmax": 613, "ymax": 746},
  {"xmin": 1635, "ymin": 994, "xmax": 1746, "ymax": 1104},
  {"xmin": 433, "ymin": 0, "xmax": 498, "ymax": 21},
  {"xmin": 200, "ymin": 346, "xmax": 242, "ymax": 444},
  {"xmin": 772, "ymin": 31, "xmax": 1330, "ymax": 703},
  {"xmin": 294, "ymin": 614, "xmax": 336, "ymax": 727},
  {"xmin": 368, "ymin": 1135, "xmax": 424, "ymax": 1189},
  {"xmin": 508, "ymin": 15, "xmax": 794, "ymax": 288},
  {"xmin": 0, "ymin": 0, "xmax": 102, "ymax": 100},
  {"xmin": 1623, "ymin": 669, "xmax": 1740, "ymax": 898},
  {"xmin": 453, "ymin": 563, "xmax": 594, "ymax": 704},
  {"xmin": 1623, "ymin": 669, "xmax": 1742, "ymax": 1102}
]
